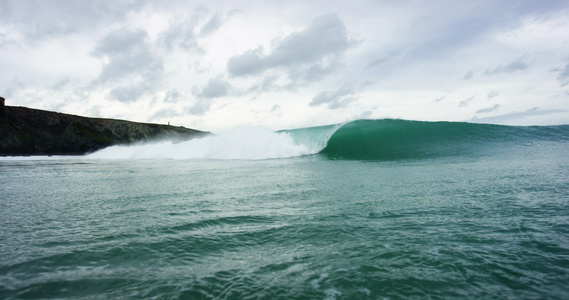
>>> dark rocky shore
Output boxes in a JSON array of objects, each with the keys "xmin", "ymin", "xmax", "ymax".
[{"xmin": 0, "ymin": 98, "xmax": 209, "ymax": 156}]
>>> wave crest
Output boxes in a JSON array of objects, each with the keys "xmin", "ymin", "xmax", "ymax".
[{"xmin": 86, "ymin": 119, "xmax": 569, "ymax": 161}]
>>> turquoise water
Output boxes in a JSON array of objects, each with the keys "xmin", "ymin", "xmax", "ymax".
[{"xmin": 1, "ymin": 120, "xmax": 569, "ymax": 299}]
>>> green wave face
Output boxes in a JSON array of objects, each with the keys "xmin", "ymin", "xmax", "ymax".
[
  {"xmin": 318, "ymin": 119, "xmax": 569, "ymax": 161},
  {"xmin": 279, "ymin": 123, "xmax": 343, "ymax": 154}
]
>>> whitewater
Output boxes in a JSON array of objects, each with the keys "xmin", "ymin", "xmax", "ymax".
[
  {"xmin": 2, "ymin": 119, "xmax": 569, "ymax": 299},
  {"xmin": 86, "ymin": 123, "xmax": 341, "ymax": 160}
]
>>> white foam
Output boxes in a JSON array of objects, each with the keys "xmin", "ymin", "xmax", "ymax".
[
  {"xmin": 86, "ymin": 126, "xmax": 317, "ymax": 160},
  {"xmin": 324, "ymin": 288, "xmax": 342, "ymax": 300},
  {"xmin": 284, "ymin": 123, "xmax": 343, "ymax": 154}
]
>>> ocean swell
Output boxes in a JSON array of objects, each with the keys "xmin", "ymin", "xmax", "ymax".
[
  {"xmin": 322, "ymin": 119, "xmax": 569, "ymax": 160},
  {"xmin": 86, "ymin": 119, "xmax": 569, "ymax": 161}
]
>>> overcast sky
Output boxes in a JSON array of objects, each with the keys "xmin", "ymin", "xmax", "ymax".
[{"xmin": 1, "ymin": 0, "xmax": 569, "ymax": 131}]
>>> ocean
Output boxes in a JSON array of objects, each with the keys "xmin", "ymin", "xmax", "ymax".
[{"xmin": 1, "ymin": 119, "xmax": 569, "ymax": 299}]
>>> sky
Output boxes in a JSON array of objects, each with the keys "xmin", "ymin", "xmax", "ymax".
[{"xmin": 1, "ymin": 0, "xmax": 569, "ymax": 132}]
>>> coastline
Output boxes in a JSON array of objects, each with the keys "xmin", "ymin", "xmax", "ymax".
[{"xmin": 0, "ymin": 104, "xmax": 208, "ymax": 156}]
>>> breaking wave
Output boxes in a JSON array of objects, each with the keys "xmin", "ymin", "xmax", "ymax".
[
  {"xmin": 86, "ymin": 119, "xmax": 569, "ymax": 161},
  {"xmin": 86, "ymin": 125, "xmax": 339, "ymax": 160}
]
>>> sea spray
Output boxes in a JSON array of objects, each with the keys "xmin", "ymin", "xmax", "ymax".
[
  {"xmin": 280, "ymin": 123, "xmax": 343, "ymax": 153},
  {"xmin": 86, "ymin": 126, "xmax": 318, "ymax": 160}
]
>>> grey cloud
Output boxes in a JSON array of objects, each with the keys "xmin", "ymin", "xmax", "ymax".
[
  {"xmin": 400, "ymin": 16, "xmax": 490, "ymax": 62},
  {"xmin": 509, "ymin": 0, "xmax": 569, "ymax": 16},
  {"xmin": 185, "ymin": 99, "xmax": 213, "ymax": 116},
  {"xmin": 199, "ymin": 14, "xmax": 222, "ymax": 36},
  {"xmin": 1, "ymin": 78, "xmax": 32, "ymax": 99},
  {"xmin": 0, "ymin": 32, "xmax": 22, "ymax": 50},
  {"xmin": 196, "ymin": 75, "xmax": 230, "ymax": 99},
  {"xmin": 227, "ymin": 14, "xmax": 350, "ymax": 86},
  {"xmin": 185, "ymin": 75, "xmax": 230, "ymax": 115},
  {"xmin": 555, "ymin": 64, "xmax": 569, "ymax": 87},
  {"xmin": 459, "ymin": 96, "xmax": 475, "ymax": 107},
  {"xmin": 109, "ymin": 84, "xmax": 150, "ymax": 103},
  {"xmin": 485, "ymin": 57, "xmax": 529, "ymax": 75},
  {"xmin": 92, "ymin": 29, "xmax": 146, "ymax": 56},
  {"xmin": 263, "ymin": 14, "xmax": 349, "ymax": 67},
  {"xmin": 487, "ymin": 90, "xmax": 499, "ymax": 98},
  {"xmin": 310, "ymin": 84, "xmax": 357, "ymax": 109},
  {"xmin": 160, "ymin": 21, "xmax": 199, "ymax": 52},
  {"xmin": 159, "ymin": 10, "xmax": 222, "ymax": 52},
  {"xmin": 92, "ymin": 29, "xmax": 163, "ymax": 84},
  {"xmin": 476, "ymin": 104, "xmax": 501, "ymax": 114},
  {"xmin": 227, "ymin": 47, "xmax": 265, "ymax": 76},
  {"xmin": 463, "ymin": 71, "xmax": 474, "ymax": 80},
  {"xmin": 91, "ymin": 28, "xmax": 163, "ymax": 102},
  {"xmin": 149, "ymin": 108, "xmax": 182, "ymax": 122},
  {"xmin": 287, "ymin": 63, "xmax": 337, "ymax": 89},
  {"xmin": 1, "ymin": 0, "xmax": 145, "ymax": 40},
  {"xmin": 472, "ymin": 107, "xmax": 567, "ymax": 123},
  {"xmin": 164, "ymin": 90, "xmax": 182, "ymax": 103},
  {"xmin": 434, "ymin": 96, "xmax": 445, "ymax": 102},
  {"xmin": 52, "ymin": 77, "xmax": 70, "ymax": 91},
  {"xmin": 397, "ymin": 1, "xmax": 567, "ymax": 63},
  {"xmin": 365, "ymin": 58, "xmax": 387, "ymax": 70},
  {"xmin": 248, "ymin": 75, "xmax": 279, "ymax": 93}
]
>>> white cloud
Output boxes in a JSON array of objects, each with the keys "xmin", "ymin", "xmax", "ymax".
[
  {"xmin": 227, "ymin": 47, "xmax": 265, "ymax": 76},
  {"xmin": 310, "ymin": 84, "xmax": 357, "ymax": 109},
  {"xmin": 484, "ymin": 57, "xmax": 529, "ymax": 75},
  {"xmin": 149, "ymin": 107, "xmax": 182, "ymax": 122},
  {"xmin": 199, "ymin": 14, "xmax": 222, "ymax": 36},
  {"xmin": 472, "ymin": 107, "xmax": 568, "ymax": 124},
  {"xmin": 459, "ymin": 96, "xmax": 476, "ymax": 108},
  {"xmin": 108, "ymin": 84, "xmax": 149, "ymax": 103},
  {"xmin": 159, "ymin": 15, "xmax": 202, "ymax": 52},
  {"xmin": 164, "ymin": 90, "xmax": 182, "ymax": 103},
  {"xmin": 196, "ymin": 75, "xmax": 230, "ymax": 99},
  {"xmin": 487, "ymin": 90, "xmax": 499, "ymax": 98},
  {"xmin": 1, "ymin": 0, "xmax": 144, "ymax": 40},
  {"xmin": 227, "ymin": 14, "xmax": 351, "ymax": 89},
  {"xmin": 2, "ymin": 0, "xmax": 569, "ymax": 131},
  {"xmin": 186, "ymin": 99, "xmax": 213, "ymax": 116},
  {"xmin": 556, "ymin": 64, "xmax": 569, "ymax": 87},
  {"xmin": 365, "ymin": 57, "xmax": 387, "ymax": 69},
  {"xmin": 90, "ymin": 28, "xmax": 163, "ymax": 102},
  {"xmin": 476, "ymin": 104, "xmax": 501, "ymax": 114}
]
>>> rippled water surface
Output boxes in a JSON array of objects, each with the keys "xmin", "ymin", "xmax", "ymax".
[{"xmin": 1, "ymin": 145, "xmax": 569, "ymax": 299}]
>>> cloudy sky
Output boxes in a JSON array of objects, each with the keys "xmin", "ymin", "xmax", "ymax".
[{"xmin": 1, "ymin": 0, "xmax": 569, "ymax": 131}]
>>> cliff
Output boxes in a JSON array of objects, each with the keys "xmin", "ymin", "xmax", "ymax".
[{"xmin": 0, "ymin": 104, "xmax": 209, "ymax": 156}]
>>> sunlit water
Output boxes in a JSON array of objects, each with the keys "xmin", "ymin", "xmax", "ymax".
[{"xmin": 2, "ymin": 120, "xmax": 569, "ymax": 299}]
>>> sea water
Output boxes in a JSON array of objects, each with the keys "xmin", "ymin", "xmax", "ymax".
[{"xmin": 1, "ymin": 119, "xmax": 569, "ymax": 299}]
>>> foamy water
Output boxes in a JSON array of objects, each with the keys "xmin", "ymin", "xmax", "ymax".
[{"xmin": 86, "ymin": 126, "xmax": 319, "ymax": 160}]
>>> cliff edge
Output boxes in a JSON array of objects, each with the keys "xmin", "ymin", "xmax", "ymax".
[{"xmin": 0, "ymin": 99, "xmax": 209, "ymax": 156}]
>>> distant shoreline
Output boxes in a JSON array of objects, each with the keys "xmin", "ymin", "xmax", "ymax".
[{"xmin": 0, "ymin": 104, "xmax": 209, "ymax": 156}]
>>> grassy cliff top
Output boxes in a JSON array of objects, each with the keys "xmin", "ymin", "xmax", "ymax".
[{"xmin": 0, "ymin": 105, "xmax": 209, "ymax": 156}]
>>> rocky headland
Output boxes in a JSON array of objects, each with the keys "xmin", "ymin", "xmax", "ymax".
[{"xmin": 0, "ymin": 98, "xmax": 209, "ymax": 156}]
